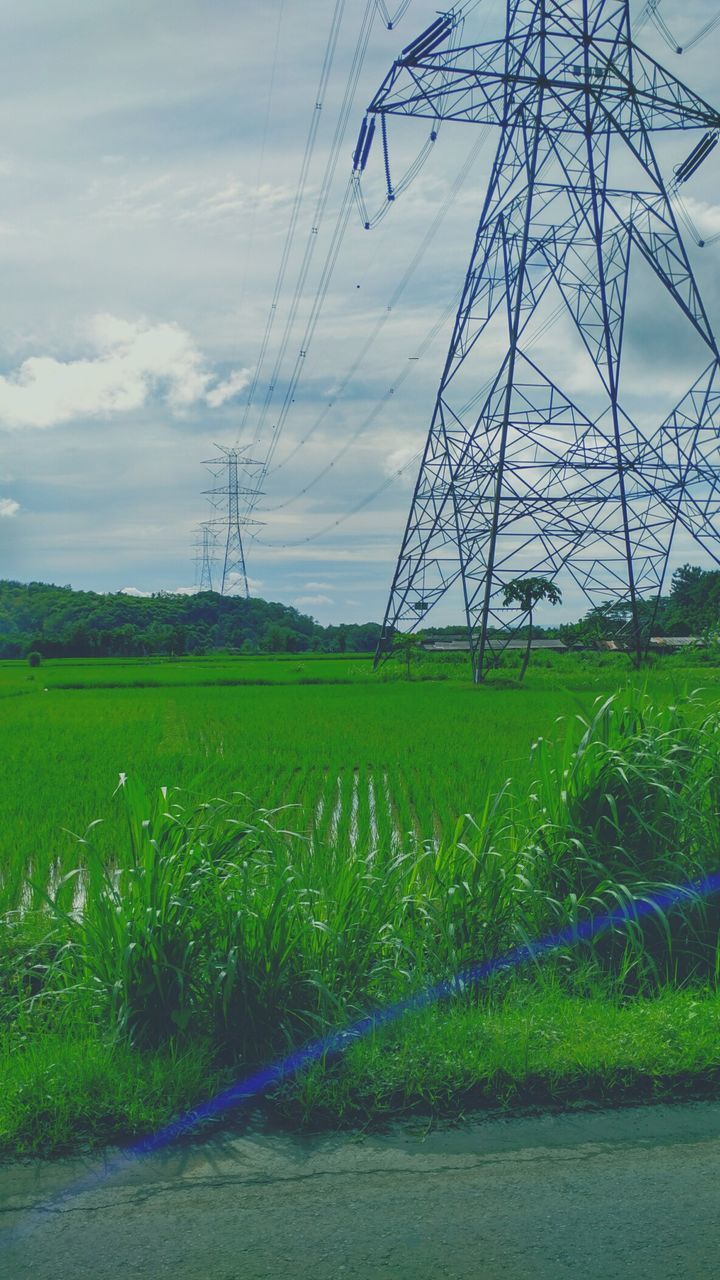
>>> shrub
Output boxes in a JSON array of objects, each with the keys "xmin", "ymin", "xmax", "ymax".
[{"xmin": 27, "ymin": 651, "xmax": 41, "ymax": 668}]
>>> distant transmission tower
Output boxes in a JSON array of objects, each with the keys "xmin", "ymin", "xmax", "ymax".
[
  {"xmin": 363, "ymin": 2, "xmax": 720, "ymax": 679},
  {"xmin": 203, "ymin": 446, "xmax": 263, "ymax": 597},
  {"xmin": 194, "ymin": 522, "xmax": 217, "ymax": 592}
]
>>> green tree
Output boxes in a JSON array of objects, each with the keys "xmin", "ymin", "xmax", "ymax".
[
  {"xmin": 27, "ymin": 650, "xmax": 42, "ymax": 668},
  {"xmin": 392, "ymin": 631, "xmax": 423, "ymax": 680},
  {"xmin": 501, "ymin": 576, "xmax": 562, "ymax": 680}
]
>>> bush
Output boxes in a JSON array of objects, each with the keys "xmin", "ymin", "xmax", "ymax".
[{"xmin": 27, "ymin": 651, "xmax": 41, "ymax": 668}]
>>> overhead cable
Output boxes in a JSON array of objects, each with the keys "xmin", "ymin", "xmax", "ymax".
[
  {"xmin": 263, "ymin": 127, "xmax": 490, "ymax": 500},
  {"xmin": 250, "ymin": 0, "xmax": 378, "ymax": 460},
  {"xmin": 374, "ymin": 0, "xmax": 414, "ymax": 29},
  {"xmin": 236, "ymin": 0, "xmax": 287, "ymax": 379},
  {"xmin": 237, "ymin": 0, "xmax": 349, "ymax": 439}
]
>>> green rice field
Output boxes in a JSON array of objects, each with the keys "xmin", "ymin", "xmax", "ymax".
[
  {"xmin": 3, "ymin": 650, "xmax": 720, "ymax": 913},
  {"xmin": 5, "ymin": 650, "xmax": 720, "ymax": 1152}
]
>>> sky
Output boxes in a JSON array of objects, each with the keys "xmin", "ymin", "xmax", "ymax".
[{"xmin": 2, "ymin": 0, "xmax": 720, "ymax": 626}]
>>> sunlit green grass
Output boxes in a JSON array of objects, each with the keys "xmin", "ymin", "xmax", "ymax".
[
  {"xmin": 288, "ymin": 984, "xmax": 720, "ymax": 1123},
  {"xmin": 3, "ymin": 986, "xmax": 720, "ymax": 1152}
]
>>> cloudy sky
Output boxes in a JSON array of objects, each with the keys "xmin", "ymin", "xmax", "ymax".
[{"xmin": 1, "ymin": 0, "xmax": 720, "ymax": 624}]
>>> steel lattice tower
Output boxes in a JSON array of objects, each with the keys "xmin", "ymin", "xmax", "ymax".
[
  {"xmin": 365, "ymin": 0, "xmax": 720, "ymax": 679},
  {"xmin": 203, "ymin": 446, "xmax": 263, "ymax": 597},
  {"xmin": 194, "ymin": 522, "xmax": 217, "ymax": 592}
]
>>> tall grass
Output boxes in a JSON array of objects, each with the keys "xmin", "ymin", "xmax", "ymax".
[
  {"xmin": 13, "ymin": 691, "xmax": 717, "ymax": 1066},
  {"xmin": 525, "ymin": 695, "xmax": 720, "ymax": 983}
]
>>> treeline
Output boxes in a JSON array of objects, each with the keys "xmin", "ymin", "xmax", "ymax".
[
  {"xmin": 0, "ymin": 581, "xmax": 382, "ymax": 659},
  {"xmin": 1, "ymin": 563, "xmax": 718, "ymax": 661},
  {"xmin": 559, "ymin": 564, "xmax": 720, "ymax": 643},
  {"xmin": 421, "ymin": 564, "xmax": 720, "ymax": 644}
]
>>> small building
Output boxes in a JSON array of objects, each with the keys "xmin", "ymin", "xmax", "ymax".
[
  {"xmin": 649, "ymin": 636, "xmax": 703, "ymax": 649},
  {"xmin": 597, "ymin": 636, "xmax": 702, "ymax": 652},
  {"xmin": 422, "ymin": 637, "xmax": 567, "ymax": 652}
]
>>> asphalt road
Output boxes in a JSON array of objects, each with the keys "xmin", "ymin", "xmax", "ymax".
[{"xmin": 2, "ymin": 1101, "xmax": 720, "ymax": 1280}]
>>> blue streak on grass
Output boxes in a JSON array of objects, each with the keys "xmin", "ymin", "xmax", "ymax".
[
  {"xmin": 136, "ymin": 866, "xmax": 720, "ymax": 1154},
  {"xmin": 5, "ymin": 867, "xmax": 720, "ymax": 1237}
]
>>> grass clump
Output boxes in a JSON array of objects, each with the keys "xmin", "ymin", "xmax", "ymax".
[{"xmin": 0, "ymin": 1030, "xmax": 219, "ymax": 1154}]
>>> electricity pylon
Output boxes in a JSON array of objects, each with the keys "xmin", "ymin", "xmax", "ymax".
[
  {"xmin": 203, "ymin": 446, "xmax": 263, "ymax": 597},
  {"xmin": 363, "ymin": 1, "xmax": 720, "ymax": 679},
  {"xmin": 194, "ymin": 522, "xmax": 217, "ymax": 592}
]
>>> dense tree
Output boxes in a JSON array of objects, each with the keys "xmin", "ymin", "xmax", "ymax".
[
  {"xmin": 0, "ymin": 581, "xmax": 383, "ymax": 659},
  {"xmin": 2, "ymin": 564, "xmax": 717, "ymax": 663}
]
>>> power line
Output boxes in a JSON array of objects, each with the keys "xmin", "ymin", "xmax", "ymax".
[
  {"xmin": 683, "ymin": 12, "xmax": 720, "ymax": 54},
  {"xmin": 263, "ymin": 127, "xmax": 490, "ymax": 494},
  {"xmin": 236, "ymin": 0, "xmax": 287, "ymax": 372},
  {"xmin": 237, "ymin": 0, "xmax": 349, "ymax": 440},
  {"xmin": 374, "ymin": 0, "xmax": 413, "ymax": 29},
  {"xmin": 251, "ymin": 449, "xmax": 421, "ymax": 549},
  {"xmin": 261, "ymin": 290, "xmax": 461, "ymax": 516},
  {"xmin": 244, "ymin": 0, "xmax": 496, "ymax": 537},
  {"xmin": 636, "ymin": 0, "xmax": 720, "ymax": 54},
  {"xmin": 249, "ymin": 0, "xmax": 378, "ymax": 461}
]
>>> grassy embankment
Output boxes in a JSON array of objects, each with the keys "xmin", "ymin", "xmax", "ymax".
[{"xmin": 2, "ymin": 651, "xmax": 720, "ymax": 1152}]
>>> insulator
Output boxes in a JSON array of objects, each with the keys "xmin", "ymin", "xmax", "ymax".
[
  {"xmin": 352, "ymin": 118, "xmax": 368, "ymax": 172},
  {"xmin": 401, "ymin": 16, "xmax": 445, "ymax": 58},
  {"xmin": 410, "ymin": 18, "xmax": 453, "ymax": 61},
  {"xmin": 359, "ymin": 117, "xmax": 376, "ymax": 171},
  {"xmin": 401, "ymin": 15, "xmax": 453, "ymax": 63},
  {"xmin": 674, "ymin": 130, "xmax": 718, "ymax": 183}
]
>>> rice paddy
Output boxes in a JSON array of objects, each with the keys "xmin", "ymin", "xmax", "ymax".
[
  {"xmin": 3, "ymin": 650, "xmax": 718, "ymax": 914},
  {"xmin": 3, "ymin": 650, "xmax": 720, "ymax": 1152}
]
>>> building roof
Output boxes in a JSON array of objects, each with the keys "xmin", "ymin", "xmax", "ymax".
[{"xmin": 422, "ymin": 638, "xmax": 567, "ymax": 652}]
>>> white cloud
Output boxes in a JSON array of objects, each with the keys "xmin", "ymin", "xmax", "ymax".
[
  {"xmin": 120, "ymin": 584, "xmax": 201, "ymax": 597},
  {"xmin": 383, "ymin": 444, "xmax": 420, "ymax": 476},
  {"xmin": 92, "ymin": 173, "xmax": 296, "ymax": 227},
  {"xmin": 0, "ymin": 314, "xmax": 249, "ymax": 429},
  {"xmin": 303, "ymin": 579, "xmax": 333, "ymax": 590},
  {"xmin": 295, "ymin": 593, "xmax": 333, "ymax": 607},
  {"xmin": 219, "ymin": 571, "xmax": 265, "ymax": 596},
  {"xmin": 206, "ymin": 368, "xmax": 250, "ymax": 408},
  {"xmin": 0, "ymin": 496, "xmax": 19, "ymax": 517},
  {"xmin": 677, "ymin": 196, "xmax": 720, "ymax": 240}
]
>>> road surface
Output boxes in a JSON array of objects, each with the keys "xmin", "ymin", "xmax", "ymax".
[{"xmin": 1, "ymin": 1101, "xmax": 719, "ymax": 1279}]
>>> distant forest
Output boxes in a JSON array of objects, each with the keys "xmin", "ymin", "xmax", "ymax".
[
  {"xmin": 0, "ymin": 581, "xmax": 382, "ymax": 659},
  {"xmin": 0, "ymin": 564, "xmax": 718, "ymax": 659}
]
